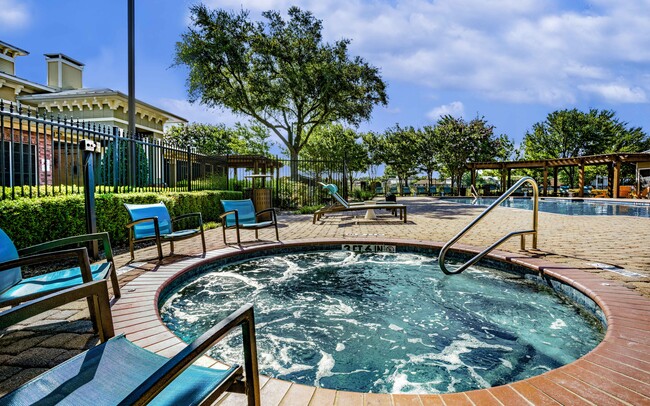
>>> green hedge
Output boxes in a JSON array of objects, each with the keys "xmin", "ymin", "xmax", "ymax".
[{"xmin": 0, "ymin": 190, "xmax": 242, "ymax": 249}]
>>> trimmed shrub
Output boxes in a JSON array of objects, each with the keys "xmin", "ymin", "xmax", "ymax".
[{"xmin": 0, "ymin": 190, "xmax": 242, "ymax": 249}]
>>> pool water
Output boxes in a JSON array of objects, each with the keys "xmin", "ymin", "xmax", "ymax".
[
  {"xmin": 444, "ymin": 197, "xmax": 650, "ymax": 217},
  {"xmin": 160, "ymin": 251, "xmax": 603, "ymax": 394}
]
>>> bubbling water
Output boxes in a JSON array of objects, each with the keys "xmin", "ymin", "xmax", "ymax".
[{"xmin": 160, "ymin": 251, "xmax": 603, "ymax": 394}]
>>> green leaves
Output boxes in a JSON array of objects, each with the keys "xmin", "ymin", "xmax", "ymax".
[{"xmin": 175, "ymin": 4, "xmax": 387, "ymax": 169}]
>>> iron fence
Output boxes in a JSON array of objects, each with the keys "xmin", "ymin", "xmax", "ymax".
[{"xmin": 0, "ymin": 101, "xmax": 348, "ymax": 208}]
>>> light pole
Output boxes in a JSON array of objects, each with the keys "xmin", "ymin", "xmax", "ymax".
[{"xmin": 128, "ymin": 0, "xmax": 136, "ymax": 188}]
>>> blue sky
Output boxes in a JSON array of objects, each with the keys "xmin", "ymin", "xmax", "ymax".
[{"xmin": 2, "ymin": 0, "xmax": 649, "ymax": 154}]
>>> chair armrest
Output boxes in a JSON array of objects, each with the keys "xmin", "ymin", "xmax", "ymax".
[
  {"xmin": 219, "ymin": 210, "xmax": 240, "ymax": 227},
  {"xmin": 172, "ymin": 212, "xmax": 203, "ymax": 226},
  {"xmin": 19, "ymin": 232, "xmax": 114, "ymax": 262},
  {"xmin": 255, "ymin": 208, "xmax": 277, "ymax": 223},
  {"xmin": 125, "ymin": 216, "xmax": 159, "ymax": 230},
  {"xmin": 0, "ymin": 247, "xmax": 93, "ymax": 283},
  {"xmin": 120, "ymin": 304, "xmax": 259, "ymax": 406},
  {"xmin": 0, "ymin": 279, "xmax": 114, "ymax": 342}
]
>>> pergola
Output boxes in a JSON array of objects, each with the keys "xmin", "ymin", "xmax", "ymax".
[{"xmin": 467, "ymin": 152, "xmax": 650, "ymax": 198}]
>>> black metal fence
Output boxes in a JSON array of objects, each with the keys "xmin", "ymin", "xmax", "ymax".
[{"xmin": 1, "ymin": 101, "xmax": 346, "ymax": 208}]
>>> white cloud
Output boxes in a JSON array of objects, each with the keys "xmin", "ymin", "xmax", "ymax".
[
  {"xmin": 427, "ymin": 101, "xmax": 464, "ymax": 120},
  {"xmin": 157, "ymin": 98, "xmax": 247, "ymax": 126},
  {"xmin": 579, "ymin": 83, "xmax": 647, "ymax": 103},
  {"xmin": 190, "ymin": 1, "xmax": 650, "ymax": 106},
  {"xmin": 0, "ymin": 0, "xmax": 30, "ymax": 30}
]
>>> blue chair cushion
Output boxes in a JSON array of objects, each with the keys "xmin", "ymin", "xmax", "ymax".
[
  {"xmin": 161, "ymin": 229, "xmax": 200, "ymax": 240},
  {"xmin": 0, "ymin": 228, "xmax": 21, "ymax": 294},
  {"xmin": 0, "ymin": 263, "xmax": 111, "ymax": 307},
  {"xmin": 124, "ymin": 202, "xmax": 173, "ymax": 239},
  {"xmin": 221, "ymin": 200, "xmax": 257, "ymax": 227},
  {"xmin": 239, "ymin": 221, "xmax": 274, "ymax": 229},
  {"xmin": 0, "ymin": 334, "xmax": 238, "ymax": 405}
]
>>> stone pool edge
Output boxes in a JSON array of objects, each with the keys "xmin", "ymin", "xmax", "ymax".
[{"xmin": 112, "ymin": 238, "xmax": 650, "ymax": 405}]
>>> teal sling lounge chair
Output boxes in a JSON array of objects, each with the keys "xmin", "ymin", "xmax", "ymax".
[
  {"xmin": 416, "ymin": 185, "xmax": 426, "ymax": 196},
  {"xmin": 0, "ymin": 288, "xmax": 261, "ymax": 405},
  {"xmin": 429, "ymin": 185, "xmax": 437, "ymax": 196},
  {"xmin": 402, "ymin": 185, "xmax": 412, "ymax": 196},
  {"xmin": 0, "ymin": 228, "xmax": 121, "ymax": 322},
  {"xmin": 124, "ymin": 202, "xmax": 206, "ymax": 261},
  {"xmin": 220, "ymin": 199, "xmax": 279, "ymax": 245}
]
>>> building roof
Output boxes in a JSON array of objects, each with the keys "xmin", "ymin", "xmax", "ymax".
[
  {"xmin": 18, "ymin": 88, "xmax": 187, "ymax": 123},
  {"xmin": 0, "ymin": 71, "xmax": 55, "ymax": 94},
  {"xmin": 44, "ymin": 53, "xmax": 84, "ymax": 67},
  {"xmin": 0, "ymin": 40, "xmax": 28, "ymax": 57}
]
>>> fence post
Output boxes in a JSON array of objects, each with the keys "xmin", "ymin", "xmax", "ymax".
[
  {"xmin": 112, "ymin": 127, "xmax": 119, "ymax": 193},
  {"xmin": 187, "ymin": 145, "xmax": 192, "ymax": 192},
  {"xmin": 80, "ymin": 139, "xmax": 99, "ymax": 259},
  {"xmin": 342, "ymin": 151, "xmax": 348, "ymax": 200}
]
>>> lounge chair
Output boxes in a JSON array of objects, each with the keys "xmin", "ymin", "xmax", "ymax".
[
  {"xmin": 124, "ymin": 202, "xmax": 206, "ymax": 261},
  {"xmin": 314, "ymin": 184, "xmax": 407, "ymax": 224},
  {"xmin": 429, "ymin": 185, "xmax": 438, "ymax": 196},
  {"xmin": 416, "ymin": 185, "xmax": 426, "ymax": 196},
  {"xmin": 375, "ymin": 186, "xmax": 384, "ymax": 195},
  {"xmin": 0, "ymin": 228, "xmax": 121, "ymax": 326},
  {"xmin": 220, "ymin": 199, "xmax": 279, "ymax": 245},
  {"xmin": 402, "ymin": 186, "xmax": 411, "ymax": 196},
  {"xmin": 389, "ymin": 185, "xmax": 398, "ymax": 194},
  {"xmin": 441, "ymin": 186, "xmax": 452, "ymax": 196},
  {"xmin": 0, "ymin": 290, "xmax": 261, "ymax": 406}
]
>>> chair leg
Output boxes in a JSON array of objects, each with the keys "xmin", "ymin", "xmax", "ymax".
[
  {"xmin": 255, "ymin": 229, "xmax": 259, "ymax": 240},
  {"xmin": 275, "ymin": 223, "xmax": 279, "ymax": 241},
  {"xmin": 129, "ymin": 234, "xmax": 134, "ymax": 261},
  {"xmin": 236, "ymin": 227, "xmax": 241, "ymax": 245},
  {"xmin": 222, "ymin": 226, "xmax": 228, "ymax": 245},
  {"xmin": 86, "ymin": 296, "xmax": 98, "ymax": 332},
  {"xmin": 200, "ymin": 228, "xmax": 206, "ymax": 256},
  {"xmin": 110, "ymin": 268, "xmax": 121, "ymax": 299},
  {"xmin": 170, "ymin": 240, "xmax": 174, "ymax": 255},
  {"xmin": 156, "ymin": 236, "xmax": 163, "ymax": 261}
]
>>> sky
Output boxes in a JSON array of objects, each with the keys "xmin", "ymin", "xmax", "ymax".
[{"xmin": 2, "ymin": 0, "xmax": 650, "ymax": 154}]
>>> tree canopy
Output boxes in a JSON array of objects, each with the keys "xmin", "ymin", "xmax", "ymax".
[
  {"xmin": 175, "ymin": 4, "xmax": 388, "ymax": 175},
  {"xmin": 164, "ymin": 122, "xmax": 273, "ymax": 156}
]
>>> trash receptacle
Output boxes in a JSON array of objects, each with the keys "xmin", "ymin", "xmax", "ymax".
[{"xmin": 385, "ymin": 193, "xmax": 397, "ymax": 203}]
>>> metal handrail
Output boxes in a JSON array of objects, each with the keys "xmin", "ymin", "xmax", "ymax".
[{"xmin": 438, "ymin": 176, "xmax": 539, "ymax": 275}]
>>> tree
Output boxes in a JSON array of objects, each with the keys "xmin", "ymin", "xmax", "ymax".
[
  {"xmin": 164, "ymin": 122, "xmax": 274, "ymax": 156},
  {"xmin": 522, "ymin": 109, "xmax": 649, "ymax": 186},
  {"xmin": 375, "ymin": 125, "xmax": 421, "ymax": 191},
  {"xmin": 174, "ymin": 5, "xmax": 388, "ymax": 178},
  {"xmin": 416, "ymin": 127, "xmax": 441, "ymax": 188},
  {"xmin": 301, "ymin": 124, "xmax": 368, "ymax": 191},
  {"xmin": 99, "ymin": 138, "xmax": 149, "ymax": 187},
  {"xmin": 432, "ymin": 115, "xmax": 510, "ymax": 193}
]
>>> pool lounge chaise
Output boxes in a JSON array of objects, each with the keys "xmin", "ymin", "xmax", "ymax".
[
  {"xmin": 220, "ymin": 199, "xmax": 279, "ymax": 245},
  {"xmin": 314, "ymin": 184, "xmax": 407, "ymax": 224},
  {"xmin": 0, "ymin": 294, "xmax": 261, "ymax": 406}
]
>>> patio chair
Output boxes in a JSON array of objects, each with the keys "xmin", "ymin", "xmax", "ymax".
[
  {"xmin": 389, "ymin": 185, "xmax": 398, "ymax": 194},
  {"xmin": 402, "ymin": 186, "xmax": 411, "ymax": 196},
  {"xmin": 441, "ymin": 186, "xmax": 452, "ymax": 196},
  {"xmin": 314, "ymin": 183, "xmax": 407, "ymax": 224},
  {"xmin": 0, "ymin": 228, "xmax": 121, "ymax": 325},
  {"xmin": 375, "ymin": 185, "xmax": 384, "ymax": 195},
  {"xmin": 220, "ymin": 199, "xmax": 279, "ymax": 245},
  {"xmin": 416, "ymin": 185, "xmax": 426, "ymax": 196},
  {"xmin": 429, "ymin": 185, "xmax": 438, "ymax": 196},
  {"xmin": 0, "ymin": 302, "xmax": 261, "ymax": 406},
  {"xmin": 124, "ymin": 202, "xmax": 206, "ymax": 261}
]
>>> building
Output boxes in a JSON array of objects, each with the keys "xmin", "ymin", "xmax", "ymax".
[{"xmin": 1, "ymin": 40, "xmax": 187, "ymax": 190}]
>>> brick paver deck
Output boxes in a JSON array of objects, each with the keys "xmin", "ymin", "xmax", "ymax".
[{"xmin": 2, "ymin": 196, "xmax": 649, "ymax": 404}]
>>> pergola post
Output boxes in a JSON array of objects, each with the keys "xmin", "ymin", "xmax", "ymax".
[
  {"xmin": 578, "ymin": 160, "xmax": 585, "ymax": 197},
  {"xmin": 613, "ymin": 160, "xmax": 621, "ymax": 198},
  {"xmin": 553, "ymin": 167, "xmax": 558, "ymax": 196},
  {"xmin": 543, "ymin": 164, "xmax": 548, "ymax": 196},
  {"xmin": 470, "ymin": 167, "xmax": 476, "ymax": 192}
]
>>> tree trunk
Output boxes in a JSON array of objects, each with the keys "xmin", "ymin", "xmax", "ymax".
[{"xmin": 290, "ymin": 149, "xmax": 299, "ymax": 181}]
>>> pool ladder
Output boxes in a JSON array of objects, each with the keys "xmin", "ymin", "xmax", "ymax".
[{"xmin": 438, "ymin": 176, "xmax": 539, "ymax": 275}]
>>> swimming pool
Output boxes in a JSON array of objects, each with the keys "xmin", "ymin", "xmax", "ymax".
[
  {"xmin": 160, "ymin": 249, "xmax": 604, "ymax": 394},
  {"xmin": 442, "ymin": 197, "xmax": 650, "ymax": 217}
]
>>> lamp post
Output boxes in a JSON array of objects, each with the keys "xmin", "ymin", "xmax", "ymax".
[{"xmin": 128, "ymin": 0, "xmax": 136, "ymax": 188}]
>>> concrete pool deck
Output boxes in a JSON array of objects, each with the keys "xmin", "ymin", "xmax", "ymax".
[{"xmin": 1, "ymin": 196, "xmax": 649, "ymax": 404}]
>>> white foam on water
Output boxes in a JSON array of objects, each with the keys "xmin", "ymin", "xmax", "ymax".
[
  {"xmin": 550, "ymin": 319, "xmax": 566, "ymax": 330},
  {"xmin": 500, "ymin": 358, "xmax": 513, "ymax": 369},
  {"xmin": 336, "ymin": 343, "xmax": 345, "ymax": 351},
  {"xmin": 216, "ymin": 271, "xmax": 264, "ymax": 290},
  {"xmin": 389, "ymin": 324, "xmax": 404, "ymax": 332},
  {"xmin": 315, "ymin": 351, "xmax": 335, "ymax": 386}
]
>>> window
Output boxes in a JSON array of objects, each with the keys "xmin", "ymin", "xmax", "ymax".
[{"xmin": 2, "ymin": 141, "xmax": 36, "ymax": 186}]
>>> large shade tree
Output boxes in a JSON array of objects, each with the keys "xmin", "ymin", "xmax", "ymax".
[
  {"xmin": 300, "ymin": 124, "xmax": 368, "ymax": 192},
  {"xmin": 175, "ymin": 4, "xmax": 387, "ymax": 177},
  {"xmin": 375, "ymin": 125, "xmax": 421, "ymax": 191},
  {"xmin": 431, "ymin": 115, "xmax": 512, "ymax": 193},
  {"xmin": 164, "ymin": 122, "xmax": 273, "ymax": 156},
  {"xmin": 522, "ymin": 109, "xmax": 649, "ymax": 185}
]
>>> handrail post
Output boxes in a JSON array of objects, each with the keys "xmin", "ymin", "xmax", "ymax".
[{"xmin": 439, "ymin": 176, "xmax": 539, "ymax": 275}]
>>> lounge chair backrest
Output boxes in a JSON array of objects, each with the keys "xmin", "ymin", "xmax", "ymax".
[
  {"xmin": 429, "ymin": 186, "xmax": 437, "ymax": 193},
  {"xmin": 124, "ymin": 202, "xmax": 172, "ymax": 239},
  {"xmin": 0, "ymin": 228, "xmax": 22, "ymax": 293},
  {"xmin": 322, "ymin": 184, "xmax": 350, "ymax": 208},
  {"xmin": 221, "ymin": 199, "xmax": 257, "ymax": 227}
]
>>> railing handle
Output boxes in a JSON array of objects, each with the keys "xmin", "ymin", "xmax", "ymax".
[{"xmin": 439, "ymin": 176, "xmax": 539, "ymax": 275}]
